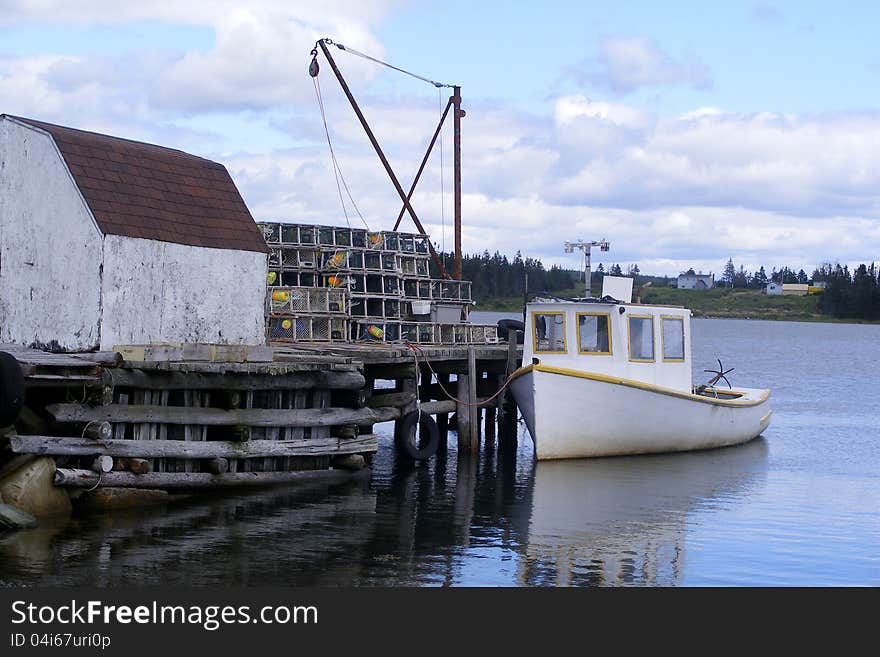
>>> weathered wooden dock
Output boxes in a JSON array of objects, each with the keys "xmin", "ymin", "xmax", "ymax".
[{"xmin": 1, "ymin": 338, "xmax": 522, "ymax": 495}]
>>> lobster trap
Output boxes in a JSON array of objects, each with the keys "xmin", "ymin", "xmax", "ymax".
[
  {"xmin": 268, "ymin": 315, "xmax": 349, "ymax": 342},
  {"xmin": 258, "ymin": 222, "xmax": 497, "ymax": 345}
]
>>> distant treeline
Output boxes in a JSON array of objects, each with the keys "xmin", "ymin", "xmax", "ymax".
[
  {"xmin": 814, "ymin": 263, "xmax": 880, "ymax": 320},
  {"xmin": 720, "ymin": 258, "xmax": 880, "ymax": 320},
  {"xmin": 720, "ymin": 259, "xmax": 808, "ymax": 288},
  {"xmin": 434, "ymin": 250, "xmax": 578, "ymax": 298},
  {"xmin": 438, "ymin": 250, "xmax": 879, "ymax": 322}
]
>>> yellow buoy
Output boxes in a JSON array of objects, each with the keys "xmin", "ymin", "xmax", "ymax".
[
  {"xmin": 271, "ymin": 290, "xmax": 290, "ymax": 302},
  {"xmin": 281, "ymin": 319, "xmax": 293, "ymax": 331},
  {"xmin": 366, "ymin": 325, "xmax": 384, "ymax": 340},
  {"xmin": 267, "ymin": 272, "xmax": 277, "ymax": 284}
]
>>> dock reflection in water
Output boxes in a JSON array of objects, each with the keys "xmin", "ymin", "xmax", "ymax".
[{"xmin": 0, "ymin": 478, "xmax": 379, "ymax": 587}]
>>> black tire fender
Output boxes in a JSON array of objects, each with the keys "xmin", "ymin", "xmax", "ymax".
[
  {"xmin": 397, "ymin": 410, "xmax": 440, "ymax": 460},
  {"xmin": 497, "ymin": 318, "xmax": 525, "ymax": 344},
  {"xmin": 0, "ymin": 351, "xmax": 25, "ymax": 427}
]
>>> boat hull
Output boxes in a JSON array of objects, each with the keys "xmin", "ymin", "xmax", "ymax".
[{"xmin": 510, "ymin": 364, "xmax": 771, "ymax": 460}]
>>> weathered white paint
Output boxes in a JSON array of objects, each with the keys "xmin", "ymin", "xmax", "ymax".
[
  {"xmin": 1, "ymin": 116, "xmax": 268, "ymax": 351},
  {"xmin": 0, "ymin": 118, "xmax": 103, "ymax": 351},
  {"xmin": 523, "ymin": 300, "xmax": 693, "ymax": 392},
  {"xmin": 100, "ymin": 235, "xmax": 267, "ymax": 349},
  {"xmin": 511, "ymin": 366, "xmax": 770, "ymax": 459}
]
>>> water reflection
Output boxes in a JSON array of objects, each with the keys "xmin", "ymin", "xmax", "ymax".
[
  {"xmin": 0, "ymin": 477, "xmax": 379, "ymax": 586},
  {"xmin": 0, "ymin": 435, "xmax": 769, "ymax": 587},
  {"xmin": 519, "ymin": 438, "xmax": 769, "ymax": 586}
]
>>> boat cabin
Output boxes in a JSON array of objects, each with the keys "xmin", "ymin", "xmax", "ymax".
[{"xmin": 523, "ymin": 299, "xmax": 693, "ymax": 393}]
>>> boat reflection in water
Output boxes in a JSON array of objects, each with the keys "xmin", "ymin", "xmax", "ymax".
[{"xmin": 518, "ymin": 438, "xmax": 769, "ymax": 586}]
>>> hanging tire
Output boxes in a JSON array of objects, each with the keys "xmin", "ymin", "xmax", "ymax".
[
  {"xmin": 0, "ymin": 351, "xmax": 25, "ymax": 427},
  {"xmin": 398, "ymin": 410, "xmax": 440, "ymax": 460},
  {"xmin": 497, "ymin": 318, "xmax": 525, "ymax": 344}
]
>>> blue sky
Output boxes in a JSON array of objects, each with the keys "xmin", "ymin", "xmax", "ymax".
[
  {"xmin": 379, "ymin": 0, "xmax": 880, "ymax": 115},
  {"xmin": 1, "ymin": 1, "xmax": 879, "ymax": 275}
]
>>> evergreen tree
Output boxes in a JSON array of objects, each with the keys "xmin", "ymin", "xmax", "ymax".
[
  {"xmin": 752, "ymin": 266, "xmax": 768, "ymax": 289},
  {"xmin": 722, "ymin": 258, "xmax": 736, "ymax": 287},
  {"xmin": 733, "ymin": 264, "xmax": 751, "ymax": 288}
]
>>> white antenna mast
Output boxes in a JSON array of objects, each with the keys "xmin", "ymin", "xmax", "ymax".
[{"xmin": 563, "ymin": 239, "xmax": 610, "ymax": 297}]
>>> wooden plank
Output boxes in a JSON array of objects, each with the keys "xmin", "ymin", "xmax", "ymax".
[
  {"xmin": 53, "ymin": 467, "xmax": 366, "ymax": 489},
  {"xmin": 71, "ymin": 351, "xmax": 124, "ymax": 366},
  {"xmin": 435, "ymin": 372, "xmax": 450, "ymax": 453},
  {"xmin": 467, "ymin": 347, "xmax": 480, "ymax": 452},
  {"xmin": 24, "ymin": 374, "xmax": 103, "ymax": 388},
  {"xmin": 11, "ymin": 434, "xmax": 379, "ymax": 458},
  {"xmin": 9, "ymin": 353, "xmax": 98, "ymax": 368},
  {"xmin": 363, "ymin": 363, "xmax": 417, "ymax": 380},
  {"xmin": 366, "ymin": 391, "xmax": 416, "ymax": 408},
  {"xmin": 119, "ymin": 360, "xmax": 315, "ymax": 374},
  {"xmin": 103, "ymin": 368, "xmax": 366, "ymax": 391},
  {"xmin": 113, "ymin": 393, "xmax": 129, "ymax": 440},
  {"xmin": 456, "ymin": 373, "xmax": 470, "ymax": 450},
  {"xmin": 422, "ymin": 399, "xmax": 456, "ymax": 415},
  {"xmin": 47, "ymin": 403, "xmax": 399, "ymax": 427},
  {"xmin": 311, "ymin": 389, "xmax": 332, "ymax": 465}
]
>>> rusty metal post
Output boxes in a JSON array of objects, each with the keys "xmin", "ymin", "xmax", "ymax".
[
  {"xmin": 452, "ymin": 85, "xmax": 463, "ymax": 279},
  {"xmin": 317, "ymin": 40, "xmax": 446, "ymax": 275}
]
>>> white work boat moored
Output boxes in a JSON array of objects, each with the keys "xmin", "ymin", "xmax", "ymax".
[{"xmin": 509, "ymin": 276, "xmax": 771, "ymax": 460}]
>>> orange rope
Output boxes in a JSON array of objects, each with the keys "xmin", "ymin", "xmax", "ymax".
[{"xmin": 404, "ymin": 342, "xmax": 519, "ymax": 408}]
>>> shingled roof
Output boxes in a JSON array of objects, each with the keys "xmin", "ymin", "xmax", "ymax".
[{"xmin": 6, "ymin": 115, "xmax": 268, "ymax": 253}]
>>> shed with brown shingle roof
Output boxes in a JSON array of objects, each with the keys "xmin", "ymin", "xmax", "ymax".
[
  {"xmin": 8, "ymin": 115, "xmax": 267, "ymax": 253},
  {"xmin": 0, "ymin": 115, "xmax": 269, "ymax": 351}
]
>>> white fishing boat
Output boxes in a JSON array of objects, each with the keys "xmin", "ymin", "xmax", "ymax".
[{"xmin": 509, "ymin": 275, "xmax": 771, "ymax": 460}]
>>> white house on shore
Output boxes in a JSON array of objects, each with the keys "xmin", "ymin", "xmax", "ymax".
[
  {"xmin": 676, "ymin": 271, "xmax": 714, "ymax": 290},
  {"xmin": 0, "ymin": 115, "xmax": 269, "ymax": 352}
]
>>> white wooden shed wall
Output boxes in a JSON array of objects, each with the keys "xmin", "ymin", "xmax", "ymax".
[
  {"xmin": 0, "ymin": 119, "xmax": 103, "ymax": 351},
  {"xmin": 0, "ymin": 117, "xmax": 268, "ymax": 351},
  {"xmin": 101, "ymin": 235, "xmax": 266, "ymax": 349}
]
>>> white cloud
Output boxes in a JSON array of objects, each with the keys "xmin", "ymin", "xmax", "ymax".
[
  {"xmin": 0, "ymin": 1, "xmax": 400, "ymax": 117},
  {"xmin": 1, "ymin": 5, "xmax": 877, "ymax": 277},
  {"xmin": 222, "ymin": 95, "xmax": 880, "ymax": 276},
  {"xmin": 571, "ymin": 36, "xmax": 712, "ymax": 94},
  {"xmin": 554, "ymin": 95, "xmax": 652, "ymax": 130}
]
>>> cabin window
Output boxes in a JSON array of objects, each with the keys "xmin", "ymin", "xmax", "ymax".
[
  {"xmin": 533, "ymin": 312, "xmax": 566, "ymax": 353},
  {"xmin": 661, "ymin": 316, "xmax": 685, "ymax": 361},
  {"xmin": 577, "ymin": 313, "xmax": 612, "ymax": 355},
  {"xmin": 628, "ymin": 315, "xmax": 655, "ymax": 362}
]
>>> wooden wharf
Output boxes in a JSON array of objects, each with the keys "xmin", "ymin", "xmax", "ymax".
[{"xmin": 1, "ymin": 338, "xmax": 522, "ymax": 493}]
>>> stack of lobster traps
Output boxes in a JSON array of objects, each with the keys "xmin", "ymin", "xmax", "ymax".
[{"xmin": 259, "ymin": 222, "xmax": 498, "ymax": 345}]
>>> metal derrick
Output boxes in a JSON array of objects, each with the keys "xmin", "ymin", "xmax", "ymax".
[{"xmin": 309, "ymin": 38, "xmax": 464, "ymax": 279}]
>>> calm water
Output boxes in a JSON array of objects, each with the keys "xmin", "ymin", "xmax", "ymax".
[{"xmin": 1, "ymin": 316, "xmax": 878, "ymax": 586}]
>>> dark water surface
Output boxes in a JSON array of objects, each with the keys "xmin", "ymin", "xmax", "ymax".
[{"xmin": 1, "ymin": 317, "xmax": 878, "ymax": 586}]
